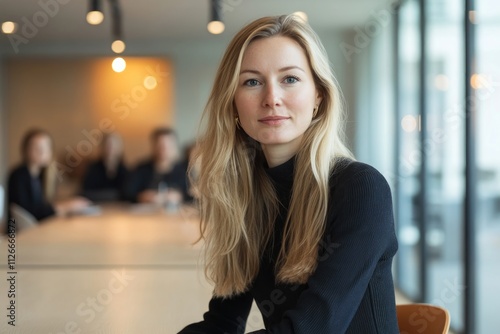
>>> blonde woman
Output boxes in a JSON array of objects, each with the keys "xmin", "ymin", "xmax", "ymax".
[{"xmin": 180, "ymin": 15, "xmax": 399, "ymax": 334}]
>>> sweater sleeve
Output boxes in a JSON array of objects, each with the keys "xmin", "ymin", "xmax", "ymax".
[
  {"xmin": 177, "ymin": 291, "xmax": 253, "ymax": 334},
  {"xmin": 249, "ymin": 165, "xmax": 398, "ymax": 334}
]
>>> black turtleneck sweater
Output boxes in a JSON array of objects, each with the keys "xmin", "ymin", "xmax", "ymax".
[{"xmin": 178, "ymin": 157, "xmax": 399, "ymax": 334}]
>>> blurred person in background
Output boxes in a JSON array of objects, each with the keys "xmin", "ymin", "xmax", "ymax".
[
  {"xmin": 7, "ymin": 129, "xmax": 91, "ymax": 226},
  {"xmin": 81, "ymin": 133, "xmax": 128, "ymax": 201},
  {"xmin": 124, "ymin": 127, "xmax": 188, "ymax": 205}
]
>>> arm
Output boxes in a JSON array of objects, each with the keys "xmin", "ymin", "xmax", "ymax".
[
  {"xmin": 250, "ymin": 166, "xmax": 398, "ymax": 334},
  {"xmin": 178, "ymin": 291, "xmax": 253, "ymax": 334}
]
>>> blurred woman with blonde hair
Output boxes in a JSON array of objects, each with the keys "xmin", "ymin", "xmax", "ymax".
[
  {"xmin": 7, "ymin": 129, "xmax": 90, "ymax": 227},
  {"xmin": 180, "ymin": 14, "xmax": 398, "ymax": 334}
]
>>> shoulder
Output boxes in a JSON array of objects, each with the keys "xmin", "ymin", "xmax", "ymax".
[
  {"xmin": 326, "ymin": 158, "xmax": 394, "ymax": 228},
  {"xmin": 118, "ymin": 160, "xmax": 128, "ymax": 171},
  {"xmin": 329, "ymin": 158, "xmax": 391, "ymax": 198},
  {"xmin": 8, "ymin": 165, "xmax": 29, "ymax": 182},
  {"xmin": 325, "ymin": 158, "xmax": 396, "ymax": 244},
  {"xmin": 173, "ymin": 161, "xmax": 188, "ymax": 173},
  {"xmin": 86, "ymin": 159, "xmax": 104, "ymax": 171},
  {"xmin": 134, "ymin": 160, "xmax": 153, "ymax": 172}
]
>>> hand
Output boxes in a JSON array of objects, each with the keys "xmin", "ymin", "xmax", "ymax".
[
  {"xmin": 137, "ymin": 190, "xmax": 161, "ymax": 204},
  {"xmin": 54, "ymin": 197, "xmax": 92, "ymax": 216}
]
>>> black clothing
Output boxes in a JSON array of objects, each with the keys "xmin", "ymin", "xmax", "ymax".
[
  {"xmin": 7, "ymin": 164, "xmax": 55, "ymax": 222},
  {"xmin": 179, "ymin": 157, "xmax": 399, "ymax": 334},
  {"xmin": 124, "ymin": 160, "xmax": 189, "ymax": 202},
  {"xmin": 81, "ymin": 159, "xmax": 128, "ymax": 201}
]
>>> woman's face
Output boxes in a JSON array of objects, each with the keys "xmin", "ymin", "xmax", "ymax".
[
  {"xmin": 234, "ymin": 35, "xmax": 321, "ymax": 154},
  {"xmin": 153, "ymin": 134, "xmax": 178, "ymax": 164},
  {"xmin": 27, "ymin": 134, "xmax": 52, "ymax": 167},
  {"xmin": 102, "ymin": 134, "xmax": 123, "ymax": 160}
]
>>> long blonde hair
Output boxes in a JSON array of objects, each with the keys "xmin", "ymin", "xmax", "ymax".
[
  {"xmin": 21, "ymin": 129, "xmax": 57, "ymax": 201},
  {"xmin": 193, "ymin": 14, "xmax": 354, "ymax": 297}
]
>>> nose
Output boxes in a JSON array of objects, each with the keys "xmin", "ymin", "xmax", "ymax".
[{"xmin": 262, "ymin": 82, "xmax": 282, "ymax": 109}]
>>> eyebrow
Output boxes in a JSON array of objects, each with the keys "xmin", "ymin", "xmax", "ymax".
[{"xmin": 239, "ymin": 66, "xmax": 305, "ymax": 75}]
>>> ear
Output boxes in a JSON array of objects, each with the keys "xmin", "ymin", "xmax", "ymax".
[{"xmin": 315, "ymin": 90, "xmax": 323, "ymax": 107}]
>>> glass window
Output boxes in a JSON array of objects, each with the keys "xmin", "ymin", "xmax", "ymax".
[
  {"xmin": 396, "ymin": 0, "xmax": 422, "ymax": 300},
  {"xmin": 425, "ymin": 0, "xmax": 465, "ymax": 331},
  {"xmin": 476, "ymin": 0, "xmax": 500, "ymax": 332}
]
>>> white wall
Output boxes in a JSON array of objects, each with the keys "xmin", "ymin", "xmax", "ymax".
[{"xmin": 344, "ymin": 11, "xmax": 396, "ymax": 180}]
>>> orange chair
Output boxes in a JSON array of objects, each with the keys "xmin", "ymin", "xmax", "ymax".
[{"xmin": 397, "ymin": 304, "xmax": 450, "ymax": 334}]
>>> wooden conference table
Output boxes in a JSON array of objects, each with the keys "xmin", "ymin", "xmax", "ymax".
[{"xmin": 0, "ymin": 203, "xmax": 263, "ymax": 333}]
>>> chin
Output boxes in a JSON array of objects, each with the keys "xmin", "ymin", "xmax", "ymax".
[
  {"xmin": 244, "ymin": 127, "xmax": 303, "ymax": 146},
  {"xmin": 256, "ymin": 136, "xmax": 299, "ymax": 147}
]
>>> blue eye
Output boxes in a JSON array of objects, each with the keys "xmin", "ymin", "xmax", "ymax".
[
  {"xmin": 244, "ymin": 79, "xmax": 260, "ymax": 87},
  {"xmin": 284, "ymin": 76, "xmax": 299, "ymax": 84}
]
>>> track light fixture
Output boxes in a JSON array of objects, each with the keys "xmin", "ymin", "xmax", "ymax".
[
  {"xmin": 207, "ymin": 0, "xmax": 224, "ymax": 35},
  {"xmin": 85, "ymin": 0, "xmax": 126, "ymax": 55},
  {"xmin": 86, "ymin": 0, "xmax": 104, "ymax": 25},
  {"xmin": 110, "ymin": 0, "xmax": 126, "ymax": 53}
]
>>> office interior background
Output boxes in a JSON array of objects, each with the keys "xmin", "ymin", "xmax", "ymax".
[{"xmin": 0, "ymin": 0, "xmax": 499, "ymax": 333}]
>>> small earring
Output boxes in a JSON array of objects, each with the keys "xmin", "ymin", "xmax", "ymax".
[
  {"xmin": 235, "ymin": 116, "xmax": 241, "ymax": 130},
  {"xmin": 313, "ymin": 105, "xmax": 319, "ymax": 117}
]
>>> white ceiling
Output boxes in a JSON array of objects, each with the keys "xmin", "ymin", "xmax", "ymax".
[{"xmin": 0, "ymin": 0, "xmax": 396, "ymax": 45}]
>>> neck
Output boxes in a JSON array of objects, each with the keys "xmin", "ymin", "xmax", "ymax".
[
  {"xmin": 155, "ymin": 159, "xmax": 174, "ymax": 173},
  {"xmin": 104, "ymin": 156, "xmax": 119, "ymax": 168},
  {"xmin": 261, "ymin": 136, "xmax": 302, "ymax": 168},
  {"xmin": 28, "ymin": 163, "xmax": 41, "ymax": 176}
]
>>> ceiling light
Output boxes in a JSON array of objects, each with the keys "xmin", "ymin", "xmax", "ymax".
[
  {"xmin": 1, "ymin": 21, "xmax": 18, "ymax": 34},
  {"xmin": 208, "ymin": 0, "xmax": 224, "ymax": 35},
  {"xmin": 111, "ymin": 39, "xmax": 126, "ymax": 54},
  {"xmin": 434, "ymin": 74, "xmax": 449, "ymax": 91},
  {"xmin": 112, "ymin": 57, "xmax": 126, "ymax": 72},
  {"xmin": 469, "ymin": 10, "xmax": 476, "ymax": 24},
  {"xmin": 110, "ymin": 0, "xmax": 125, "ymax": 54},
  {"xmin": 401, "ymin": 115, "xmax": 418, "ymax": 133},
  {"xmin": 471, "ymin": 74, "xmax": 488, "ymax": 89},
  {"xmin": 144, "ymin": 76, "xmax": 158, "ymax": 90},
  {"xmin": 87, "ymin": 0, "xmax": 104, "ymax": 25},
  {"xmin": 293, "ymin": 11, "xmax": 308, "ymax": 23}
]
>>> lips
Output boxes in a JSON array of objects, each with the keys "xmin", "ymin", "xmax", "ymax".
[{"xmin": 258, "ymin": 116, "xmax": 290, "ymax": 125}]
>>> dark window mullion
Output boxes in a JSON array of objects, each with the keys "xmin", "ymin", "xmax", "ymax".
[
  {"xmin": 464, "ymin": 0, "xmax": 477, "ymax": 332},
  {"xmin": 418, "ymin": 0, "xmax": 429, "ymax": 303}
]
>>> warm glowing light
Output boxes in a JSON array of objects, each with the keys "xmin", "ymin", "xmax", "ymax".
[
  {"xmin": 401, "ymin": 115, "xmax": 418, "ymax": 133},
  {"xmin": 207, "ymin": 21, "xmax": 225, "ymax": 34},
  {"xmin": 144, "ymin": 76, "xmax": 158, "ymax": 90},
  {"xmin": 471, "ymin": 74, "xmax": 488, "ymax": 89},
  {"xmin": 293, "ymin": 11, "xmax": 308, "ymax": 22},
  {"xmin": 112, "ymin": 57, "xmax": 126, "ymax": 72},
  {"xmin": 434, "ymin": 74, "xmax": 449, "ymax": 91},
  {"xmin": 1, "ymin": 21, "xmax": 17, "ymax": 34},
  {"xmin": 400, "ymin": 226, "xmax": 420, "ymax": 245},
  {"xmin": 469, "ymin": 10, "xmax": 476, "ymax": 24},
  {"xmin": 111, "ymin": 40, "xmax": 126, "ymax": 54},
  {"xmin": 87, "ymin": 11, "xmax": 104, "ymax": 25}
]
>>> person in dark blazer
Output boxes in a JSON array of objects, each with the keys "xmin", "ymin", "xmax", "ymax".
[
  {"xmin": 178, "ymin": 15, "xmax": 399, "ymax": 334},
  {"xmin": 82, "ymin": 133, "xmax": 128, "ymax": 201},
  {"xmin": 7, "ymin": 129, "xmax": 90, "ymax": 226},
  {"xmin": 124, "ymin": 127, "xmax": 189, "ymax": 205}
]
